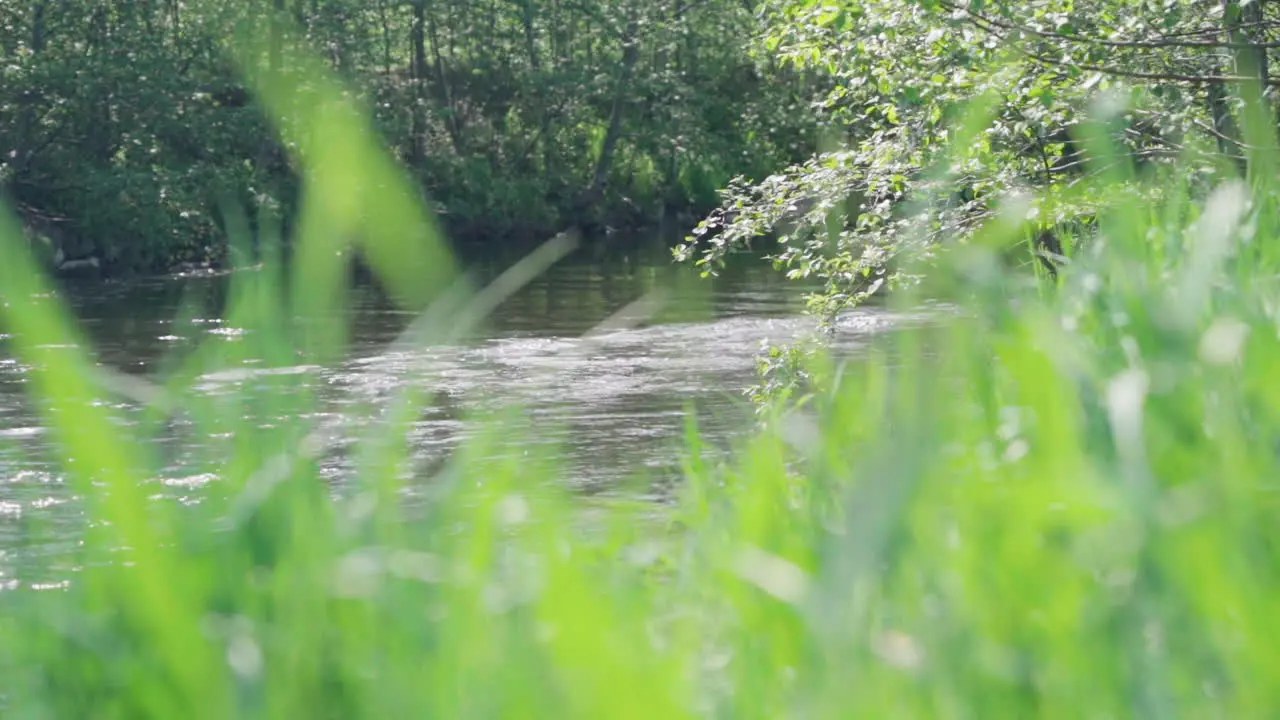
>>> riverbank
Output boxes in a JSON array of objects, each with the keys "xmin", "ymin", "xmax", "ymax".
[
  {"xmin": 16, "ymin": 199, "xmax": 717, "ymax": 281},
  {"xmin": 5, "ymin": 0, "xmax": 1280, "ymax": 711},
  {"xmin": 4, "ymin": 169, "xmax": 1280, "ymax": 715}
]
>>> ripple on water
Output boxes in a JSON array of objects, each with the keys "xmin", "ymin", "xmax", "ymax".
[
  {"xmin": 161, "ymin": 473, "xmax": 219, "ymax": 490},
  {"xmin": 0, "ymin": 271, "xmax": 918, "ymax": 575},
  {"xmin": 28, "ymin": 496, "xmax": 66, "ymax": 510},
  {"xmin": 3, "ymin": 471, "xmax": 59, "ymax": 486},
  {"xmin": 0, "ymin": 427, "xmax": 45, "ymax": 439}
]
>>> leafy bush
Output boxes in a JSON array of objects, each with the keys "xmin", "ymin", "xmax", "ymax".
[{"xmin": 678, "ymin": 0, "xmax": 1274, "ymax": 324}]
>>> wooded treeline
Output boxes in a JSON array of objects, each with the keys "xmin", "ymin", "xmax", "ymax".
[
  {"xmin": 0, "ymin": 0, "xmax": 818, "ymax": 272},
  {"xmin": 8, "ymin": 1, "xmax": 1280, "ymax": 279}
]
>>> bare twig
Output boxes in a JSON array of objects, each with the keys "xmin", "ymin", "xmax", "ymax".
[
  {"xmin": 959, "ymin": 10, "xmax": 1280, "ymax": 86},
  {"xmin": 940, "ymin": 1, "xmax": 1280, "ymax": 50}
]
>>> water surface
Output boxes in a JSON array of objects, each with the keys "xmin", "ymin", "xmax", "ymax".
[{"xmin": 0, "ymin": 247, "xmax": 902, "ymax": 580}]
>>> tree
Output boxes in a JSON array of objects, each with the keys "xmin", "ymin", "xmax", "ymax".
[
  {"xmin": 0, "ymin": 0, "xmax": 819, "ymax": 273},
  {"xmin": 676, "ymin": 0, "xmax": 1280, "ymax": 321}
]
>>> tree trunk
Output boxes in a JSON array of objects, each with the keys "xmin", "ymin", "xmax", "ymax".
[
  {"xmin": 1208, "ymin": 80, "xmax": 1243, "ymax": 167},
  {"xmin": 378, "ymin": 0, "xmax": 393, "ymax": 75},
  {"xmin": 85, "ymin": 4, "xmax": 114, "ymax": 163},
  {"xmin": 427, "ymin": 8, "xmax": 464, "ymax": 154},
  {"xmin": 12, "ymin": 2, "xmax": 47, "ymax": 177},
  {"xmin": 580, "ymin": 19, "xmax": 641, "ymax": 210},
  {"xmin": 1225, "ymin": 0, "xmax": 1268, "ymax": 85},
  {"xmin": 1208, "ymin": 0, "xmax": 1269, "ymax": 174},
  {"xmin": 410, "ymin": 0, "xmax": 428, "ymax": 163},
  {"xmin": 520, "ymin": 0, "xmax": 541, "ymax": 73},
  {"xmin": 518, "ymin": 0, "xmax": 552, "ymax": 170}
]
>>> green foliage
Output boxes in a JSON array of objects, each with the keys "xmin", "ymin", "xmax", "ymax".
[
  {"xmin": 745, "ymin": 339, "xmax": 826, "ymax": 409},
  {"xmin": 678, "ymin": 0, "xmax": 1280, "ymax": 323},
  {"xmin": 0, "ymin": 0, "xmax": 819, "ymax": 273},
  {"xmin": 6, "ymin": 89, "xmax": 1280, "ymax": 712},
  {"xmin": 4, "ymin": 2, "xmax": 1280, "ymax": 718}
]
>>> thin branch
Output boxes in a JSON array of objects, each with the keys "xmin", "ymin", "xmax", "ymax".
[
  {"xmin": 673, "ymin": 0, "xmax": 718, "ymax": 19},
  {"xmin": 1190, "ymin": 117, "xmax": 1273, "ymax": 152},
  {"xmin": 1156, "ymin": 17, "xmax": 1280, "ymax": 39},
  {"xmin": 960, "ymin": 11, "xmax": 1280, "ymax": 86},
  {"xmin": 940, "ymin": 1, "xmax": 1280, "ymax": 50}
]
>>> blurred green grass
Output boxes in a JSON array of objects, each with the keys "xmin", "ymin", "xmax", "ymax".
[{"xmin": 2, "ymin": 15, "xmax": 1280, "ymax": 720}]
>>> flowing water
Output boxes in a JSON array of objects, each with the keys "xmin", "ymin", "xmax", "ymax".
[{"xmin": 0, "ymin": 246, "xmax": 906, "ymax": 578}]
